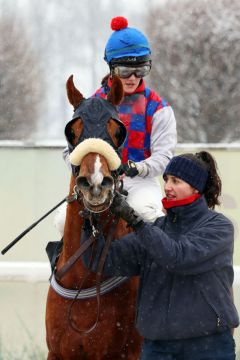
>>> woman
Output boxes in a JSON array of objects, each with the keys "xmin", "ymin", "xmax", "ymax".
[{"xmin": 82, "ymin": 151, "xmax": 239, "ymax": 360}]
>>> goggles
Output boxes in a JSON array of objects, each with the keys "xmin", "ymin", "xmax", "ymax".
[{"xmin": 112, "ymin": 64, "xmax": 151, "ymax": 79}]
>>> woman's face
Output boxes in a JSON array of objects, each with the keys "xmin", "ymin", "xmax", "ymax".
[
  {"xmin": 164, "ymin": 175, "xmax": 198, "ymax": 201},
  {"xmin": 119, "ymin": 74, "xmax": 141, "ymax": 93}
]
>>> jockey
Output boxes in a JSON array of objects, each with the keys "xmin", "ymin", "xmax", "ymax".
[
  {"xmin": 56, "ymin": 16, "xmax": 177, "ymax": 234},
  {"xmin": 93, "ymin": 16, "xmax": 177, "ymax": 221}
]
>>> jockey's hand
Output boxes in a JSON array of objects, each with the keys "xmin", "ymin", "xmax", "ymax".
[
  {"xmin": 110, "ymin": 192, "xmax": 144, "ymax": 230},
  {"xmin": 120, "ymin": 160, "xmax": 139, "ymax": 178}
]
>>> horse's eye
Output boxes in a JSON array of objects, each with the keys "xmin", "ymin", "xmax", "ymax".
[
  {"xmin": 115, "ymin": 127, "xmax": 126, "ymax": 146},
  {"xmin": 66, "ymin": 127, "xmax": 75, "ymax": 145},
  {"xmin": 101, "ymin": 177, "xmax": 113, "ymax": 188},
  {"xmin": 69, "ymin": 129, "xmax": 75, "ymax": 141},
  {"xmin": 76, "ymin": 177, "xmax": 90, "ymax": 189}
]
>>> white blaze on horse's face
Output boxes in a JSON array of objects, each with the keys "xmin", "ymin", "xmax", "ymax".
[
  {"xmin": 91, "ymin": 156, "xmax": 104, "ymax": 192},
  {"xmin": 77, "ymin": 153, "xmax": 115, "ymax": 211}
]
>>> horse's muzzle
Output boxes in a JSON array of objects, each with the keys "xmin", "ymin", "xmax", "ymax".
[{"xmin": 76, "ymin": 175, "xmax": 115, "ymax": 213}]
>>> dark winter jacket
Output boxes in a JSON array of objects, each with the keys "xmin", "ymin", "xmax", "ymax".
[{"xmin": 82, "ymin": 197, "xmax": 239, "ymax": 340}]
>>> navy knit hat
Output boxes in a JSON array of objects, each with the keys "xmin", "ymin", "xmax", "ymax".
[
  {"xmin": 104, "ymin": 16, "xmax": 151, "ymax": 64},
  {"xmin": 163, "ymin": 156, "xmax": 209, "ymax": 193}
]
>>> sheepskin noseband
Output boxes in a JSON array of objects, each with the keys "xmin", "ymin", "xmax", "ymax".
[{"xmin": 69, "ymin": 138, "xmax": 121, "ymax": 171}]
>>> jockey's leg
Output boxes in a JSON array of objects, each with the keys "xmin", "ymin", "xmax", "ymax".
[
  {"xmin": 53, "ymin": 202, "xmax": 67, "ymax": 236},
  {"xmin": 123, "ymin": 177, "xmax": 164, "ymax": 222}
]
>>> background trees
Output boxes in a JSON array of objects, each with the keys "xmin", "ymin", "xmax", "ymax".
[
  {"xmin": 0, "ymin": 10, "xmax": 43, "ymax": 140},
  {"xmin": 0, "ymin": 0, "xmax": 147, "ymax": 140},
  {"xmin": 146, "ymin": 0, "xmax": 240, "ymax": 143}
]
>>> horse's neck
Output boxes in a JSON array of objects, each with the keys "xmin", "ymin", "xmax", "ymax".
[
  {"xmin": 64, "ymin": 201, "xmax": 83, "ymax": 257},
  {"xmin": 56, "ymin": 176, "xmax": 88, "ymax": 285}
]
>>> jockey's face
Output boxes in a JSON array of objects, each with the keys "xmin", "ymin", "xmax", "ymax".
[
  {"xmin": 119, "ymin": 74, "xmax": 141, "ymax": 94},
  {"xmin": 164, "ymin": 175, "xmax": 198, "ymax": 201},
  {"xmin": 111, "ymin": 62, "xmax": 151, "ymax": 94}
]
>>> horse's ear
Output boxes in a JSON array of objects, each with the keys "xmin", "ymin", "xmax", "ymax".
[
  {"xmin": 66, "ymin": 75, "xmax": 84, "ymax": 110},
  {"xmin": 107, "ymin": 76, "xmax": 124, "ymax": 106}
]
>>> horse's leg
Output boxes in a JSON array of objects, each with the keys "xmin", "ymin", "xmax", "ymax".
[{"xmin": 47, "ymin": 351, "xmax": 60, "ymax": 360}]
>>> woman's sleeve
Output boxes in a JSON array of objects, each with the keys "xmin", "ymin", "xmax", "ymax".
[
  {"xmin": 136, "ymin": 214, "xmax": 234, "ymax": 275},
  {"xmin": 81, "ymin": 228, "xmax": 144, "ymax": 277}
]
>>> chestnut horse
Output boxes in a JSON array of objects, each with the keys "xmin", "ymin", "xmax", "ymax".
[{"xmin": 45, "ymin": 76, "xmax": 142, "ymax": 359}]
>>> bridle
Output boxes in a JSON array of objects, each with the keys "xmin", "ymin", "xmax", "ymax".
[
  {"xmin": 53, "ymin": 97, "xmax": 128, "ymax": 334},
  {"xmin": 55, "ymin": 170, "xmax": 123, "ymax": 280},
  {"xmin": 65, "ymin": 96, "xmax": 127, "ymax": 167},
  {"xmin": 54, "ymin": 174, "xmax": 126, "ymax": 334}
]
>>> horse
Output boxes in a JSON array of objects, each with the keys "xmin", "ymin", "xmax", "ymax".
[{"xmin": 45, "ymin": 75, "xmax": 142, "ymax": 359}]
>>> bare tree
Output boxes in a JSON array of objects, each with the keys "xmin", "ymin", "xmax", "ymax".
[
  {"xmin": 0, "ymin": 13, "xmax": 43, "ymax": 140},
  {"xmin": 26, "ymin": 0, "xmax": 125, "ymax": 138},
  {"xmin": 0, "ymin": 0, "xmax": 152, "ymax": 140},
  {"xmin": 146, "ymin": 0, "xmax": 240, "ymax": 143},
  {"xmin": 26, "ymin": 0, "xmax": 148, "ymax": 139}
]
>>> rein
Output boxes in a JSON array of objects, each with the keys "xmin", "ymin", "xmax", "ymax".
[
  {"xmin": 55, "ymin": 175, "xmax": 121, "ymax": 281},
  {"xmin": 53, "ymin": 175, "xmax": 125, "ymax": 334},
  {"xmin": 67, "ymin": 216, "xmax": 120, "ymax": 334},
  {"xmin": 55, "ymin": 230, "xmax": 96, "ymax": 282}
]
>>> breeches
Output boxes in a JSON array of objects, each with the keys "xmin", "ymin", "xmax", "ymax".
[{"xmin": 123, "ymin": 176, "xmax": 164, "ymax": 222}]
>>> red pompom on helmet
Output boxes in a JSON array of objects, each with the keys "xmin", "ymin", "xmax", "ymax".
[
  {"xmin": 105, "ymin": 16, "xmax": 151, "ymax": 64},
  {"xmin": 111, "ymin": 16, "xmax": 128, "ymax": 31}
]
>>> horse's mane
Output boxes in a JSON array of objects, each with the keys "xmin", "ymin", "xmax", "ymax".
[{"xmin": 101, "ymin": 74, "xmax": 110, "ymax": 86}]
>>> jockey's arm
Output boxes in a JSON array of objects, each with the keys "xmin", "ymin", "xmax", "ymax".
[{"xmin": 136, "ymin": 106, "xmax": 177, "ymax": 178}]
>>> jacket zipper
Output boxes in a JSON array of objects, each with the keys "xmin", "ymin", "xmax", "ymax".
[{"xmin": 200, "ymin": 289, "xmax": 221, "ymax": 327}]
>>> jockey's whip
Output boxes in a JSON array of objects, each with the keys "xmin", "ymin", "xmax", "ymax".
[{"xmin": 1, "ymin": 198, "xmax": 66, "ymax": 255}]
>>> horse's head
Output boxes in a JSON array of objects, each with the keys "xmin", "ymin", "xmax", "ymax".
[{"xmin": 64, "ymin": 75, "xmax": 126, "ymax": 213}]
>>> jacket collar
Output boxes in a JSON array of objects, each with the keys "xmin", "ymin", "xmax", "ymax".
[
  {"xmin": 162, "ymin": 194, "xmax": 201, "ymax": 209},
  {"xmin": 165, "ymin": 196, "xmax": 209, "ymax": 225}
]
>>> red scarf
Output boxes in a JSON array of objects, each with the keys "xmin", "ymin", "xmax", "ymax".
[{"xmin": 162, "ymin": 194, "xmax": 201, "ymax": 209}]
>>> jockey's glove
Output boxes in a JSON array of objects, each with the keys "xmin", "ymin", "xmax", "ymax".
[
  {"xmin": 120, "ymin": 160, "xmax": 139, "ymax": 178},
  {"xmin": 110, "ymin": 192, "xmax": 144, "ymax": 231}
]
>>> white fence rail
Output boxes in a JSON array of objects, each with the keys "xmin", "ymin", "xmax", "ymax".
[
  {"xmin": 0, "ymin": 262, "xmax": 239, "ymax": 284},
  {"xmin": 0, "ymin": 261, "xmax": 51, "ymax": 282}
]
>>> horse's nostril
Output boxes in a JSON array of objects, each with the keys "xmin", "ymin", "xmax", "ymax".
[
  {"xmin": 77, "ymin": 176, "xmax": 90, "ymax": 189},
  {"xmin": 101, "ymin": 177, "xmax": 113, "ymax": 188}
]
